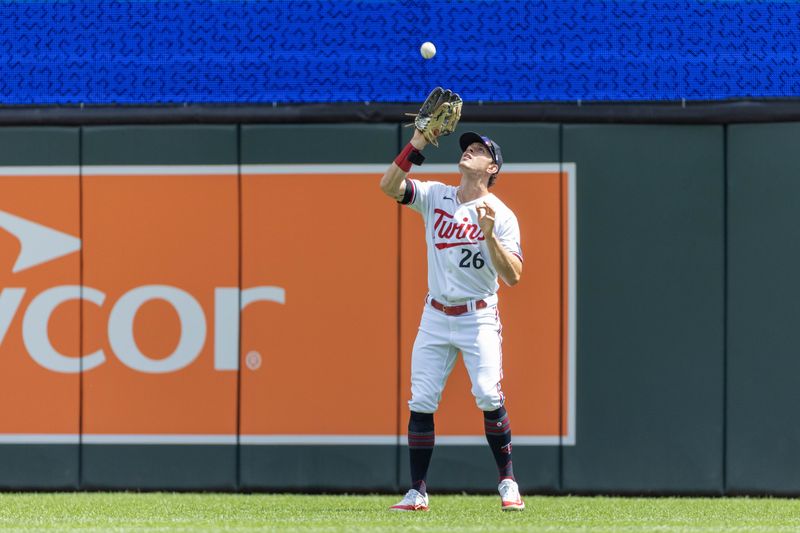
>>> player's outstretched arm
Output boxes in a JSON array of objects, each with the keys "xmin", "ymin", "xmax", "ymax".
[{"xmin": 379, "ymin": 130, "xmax": 428, "ymax": 201}]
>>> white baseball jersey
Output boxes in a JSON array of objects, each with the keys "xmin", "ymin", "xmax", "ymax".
[{"xmin": 403, "ymin": 179, "xmax": 523, "ymax": 304}]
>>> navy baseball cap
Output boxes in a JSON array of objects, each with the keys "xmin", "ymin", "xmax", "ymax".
[{"xmin": 459, "ymin": 131, "xmax": 503, "ymax": 171}]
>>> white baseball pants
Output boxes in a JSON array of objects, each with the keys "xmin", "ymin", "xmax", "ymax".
[{"xmin": 408, "ymin": 296, "xmax": 505, "ymax": 413}]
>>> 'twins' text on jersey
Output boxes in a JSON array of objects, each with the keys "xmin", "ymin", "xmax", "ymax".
[{"xmin": 403, "ymin": 179, "xmax": 523, "ymax": 303}]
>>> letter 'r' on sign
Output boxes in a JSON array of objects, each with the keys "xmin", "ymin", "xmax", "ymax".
[{"xmin": 214, "ymin": 286, "xmax": 286, "ymax": 370}]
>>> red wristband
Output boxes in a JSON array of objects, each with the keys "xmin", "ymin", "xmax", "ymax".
[{"xmin": 393, "ymin": 142, "xmax": 419, "ymax": 173}]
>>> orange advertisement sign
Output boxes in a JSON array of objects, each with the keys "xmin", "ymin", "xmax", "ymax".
[
  {"xmin": 239, "ymin": 168, "xmax": 400, "ymax": 442},
  {"xmin": 81, "ymin": 167, "xmax": 240, "ymax": 440},
  {"xmin": 0, "ymin": 168, "xmax": 80, "ymax": 441},
  {"xmin": 0, "ymin": 163, "xmax": 575, "ymax": 446},
  {"xmin": 239, "ymin": 164, "xmax": 576, "ymax": 446}
]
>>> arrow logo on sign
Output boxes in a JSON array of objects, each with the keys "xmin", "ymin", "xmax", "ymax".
[{"xmin": 0, "ymin": 210, "xmax": 81, "ymax": 273}]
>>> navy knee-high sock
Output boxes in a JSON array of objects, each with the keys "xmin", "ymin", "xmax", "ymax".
[
  {"xmin": 484, "ymin": 406, "xmax": 514, "ymax": 481},
  {"xmin": 408, "ymin": 411, "xmax": 435, "ymax": 495}
]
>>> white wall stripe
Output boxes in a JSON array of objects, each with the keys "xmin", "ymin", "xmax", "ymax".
[
  {"xmin": 243, "ymin": 164, "xmax": 389, "ymax": 174},
  {"xmin": 565, "ymin": 162, "xmax": 578, "ymax": 446},
  {"xmin": 0, "ymin": 163, "xmax": 563, "ymax": 177},
  {"xmin": 0, "ymin": 434, "xmax": 565, "ymax": 445},
  {"xmin": 240, "ymin": 435, "xmax": 398, "ymax": 445},
  {"xmin": 241, "ymin": 435, "xmax": 564, "ymax": 446},
  {"xmin": 405, "ymin": 436, "xmax": 562, "ymax": 446},
  {"xmin": 241, "ymin": 163, "xmax": 562, "ymax": 175},
  {"xmin": 0, "ymin": 166, "xmax": 79, "ymax": 176},
  {"xmin": 82, "ymin": 435, "xmax": 237, "ymax": 445},
  {"xmin": 0, "ymin": 434, "xmax": 79, "ymax": 444},
  {"xmin": 82, "ymin": 165, "xmax": 238, "ymax": 176}
]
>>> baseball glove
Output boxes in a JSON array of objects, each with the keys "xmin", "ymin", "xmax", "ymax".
[{"xmin": 405, "ymin": 87, "xmax": 463, "ymax": 146}]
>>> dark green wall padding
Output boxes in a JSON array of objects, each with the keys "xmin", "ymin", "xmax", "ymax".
[
  {"xmin": 83, "ymin": 126, "xmax": 237, "ymax": 165},
  {"xmin": 0, "ymin": 122, "xmax": 796, "ymax": 494},
  {"xmin": 0, "ymin": 127, "xmax": 79, "ymax": 166},
  {"xmin": 726, "ymin": 123, "xmax": 800, "ymax": 495},
  {"xmin": 562, "ymin": 125, "xmax": 725, "ymax": 494}
]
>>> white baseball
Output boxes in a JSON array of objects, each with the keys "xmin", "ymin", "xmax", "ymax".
[{"xmin": 420, "ymin": 41, "xmax": 436, "ymax": 59}]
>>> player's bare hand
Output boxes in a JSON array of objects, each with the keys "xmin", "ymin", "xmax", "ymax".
[{"xmin": 477, "ymin": 202, "xmax": 496, "ymax": 237}]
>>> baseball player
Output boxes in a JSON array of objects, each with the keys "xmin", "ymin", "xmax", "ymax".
[{"xmin": 379, "ymin": 91, "xmax": 524, "ymax": 512}]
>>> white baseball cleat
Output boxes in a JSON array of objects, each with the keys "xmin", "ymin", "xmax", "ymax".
[
  {"xmin": 389, "ymin": 489, "xmax": 429, "ymax": 511},
  {"xmin": 498, "ymin": 479, "xmax": 525, "ymax": 511}
]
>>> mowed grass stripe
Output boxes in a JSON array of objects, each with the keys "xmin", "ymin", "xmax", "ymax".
[{"xmin": 0, "ymin": 493, "xmax": 797, "ymax": 532}]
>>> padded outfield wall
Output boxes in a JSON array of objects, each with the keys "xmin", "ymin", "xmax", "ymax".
[{"xmin": 0, "ymin": 121, "xmax": 794, "ymax": 495}]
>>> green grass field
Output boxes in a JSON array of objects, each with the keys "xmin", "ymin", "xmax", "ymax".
[{"xmin": 0, "ymin": 493, "xmax": 797, "ymax": 532}]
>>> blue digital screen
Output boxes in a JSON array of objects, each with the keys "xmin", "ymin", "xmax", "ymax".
[{"xmin": 0, "ymin": 1, "xmax": 797, "ymax": 104}]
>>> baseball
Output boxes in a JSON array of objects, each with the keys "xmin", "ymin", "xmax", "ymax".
[{"xmin": 420, "ymin": 41, "xmax": 436, "ymax": 59}]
